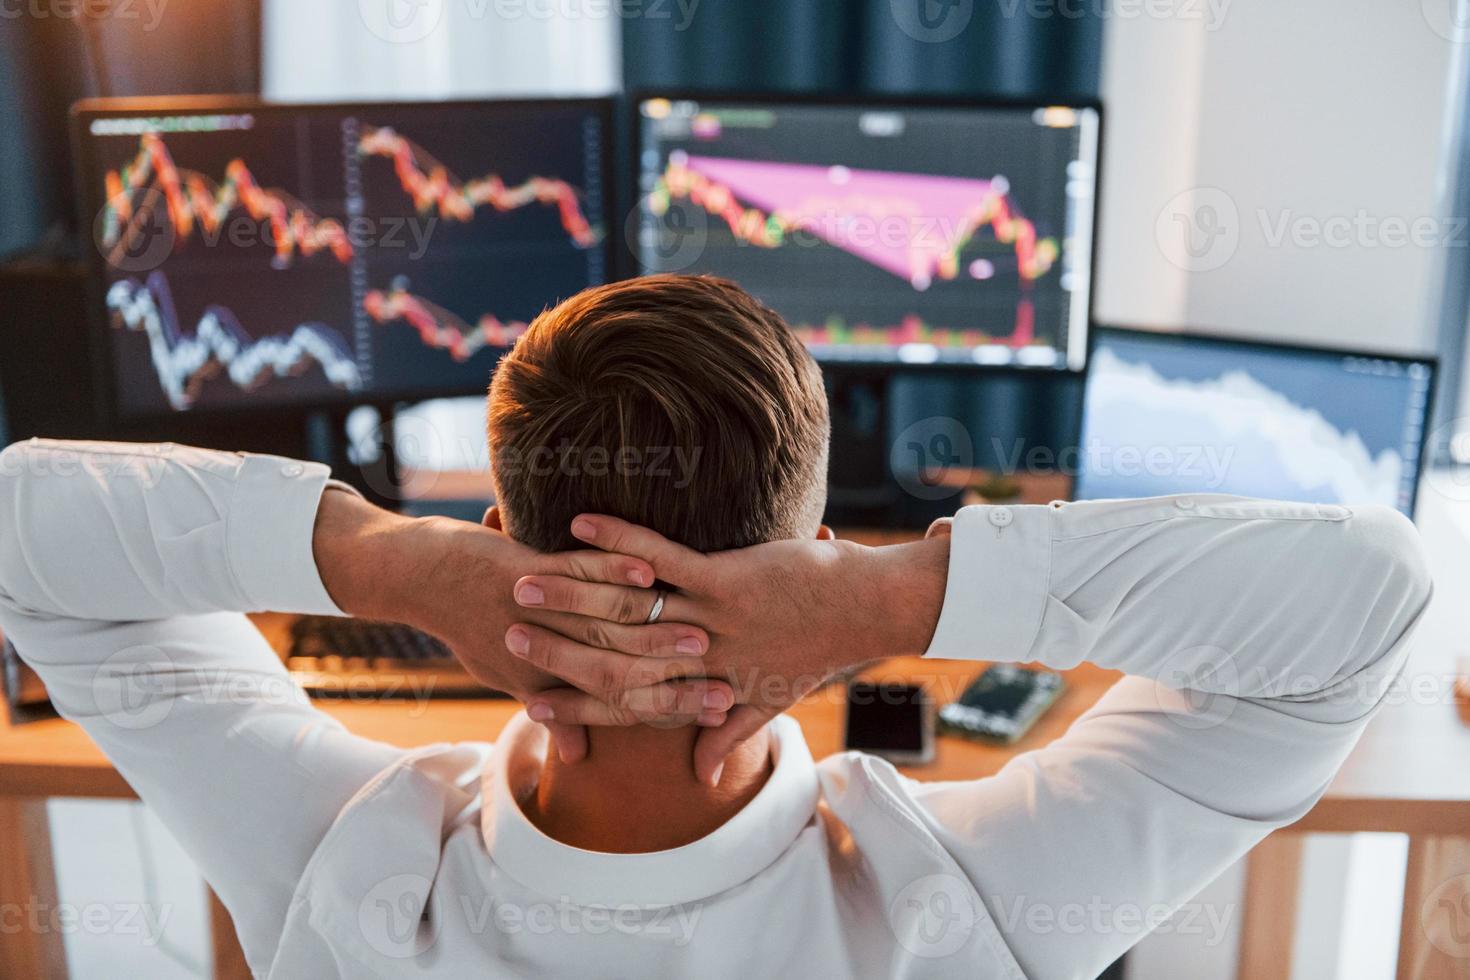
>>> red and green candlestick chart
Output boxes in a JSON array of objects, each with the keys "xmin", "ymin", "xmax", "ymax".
[
  {"xmin": 97, "ymin": 128, "xmax": 597, "ymax": 376},
  {"xmin": 647, "ymin": 154, "xmax": 1059, "ymax": 347}
]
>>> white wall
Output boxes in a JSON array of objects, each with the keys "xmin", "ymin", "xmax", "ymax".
[
  {"xmin": 261, "ymin": 1, "xmax": 620, "ymax": 100},
  {"xmin": 1094, "ymin": 7, "xmax": 1208, "ymax": 329},
  {"xmin": 1098, "ymin": 0, "xmax": 1460, "ymax": 355}
]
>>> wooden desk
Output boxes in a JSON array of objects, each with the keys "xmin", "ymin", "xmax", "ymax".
[
  {"xmin": 2, "ymin": 521, "xmax": 1468, "ymax": 978},
  {"xmin": 1245, "ymin": 640, "xmax": 1470, "ymax": 980}
]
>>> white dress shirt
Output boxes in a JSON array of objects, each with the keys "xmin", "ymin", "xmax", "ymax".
[{"xmin": 0, "ymin": 440, "xmax": 1431, "ymax": 980}]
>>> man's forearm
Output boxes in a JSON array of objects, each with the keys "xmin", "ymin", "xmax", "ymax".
[
  {"xmin": 924, "ymin": 500, "xmax": 1432, "ymax": 702},
  {"xmin": 311, "ymin": 488, "xmax": 438, "ymax": 623},
  {"xmin": 864, "ymin": 535, "xmax": 949, "ymax": 660}
]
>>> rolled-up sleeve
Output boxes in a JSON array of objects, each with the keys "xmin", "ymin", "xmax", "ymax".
[
  {"xmin": 0, "ymin": 440, "xmax": 404, "ymax": 973},
  {"xmin": 914, "ymin": 495, "xmax": 1432, "ymax": 979}
]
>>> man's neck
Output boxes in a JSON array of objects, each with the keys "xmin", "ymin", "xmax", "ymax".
[{"xmin": 523, "ymin": 724, "xmax": 774, "ymax": 853}]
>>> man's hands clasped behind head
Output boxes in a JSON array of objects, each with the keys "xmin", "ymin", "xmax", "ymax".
[
  {"xmin": 506, "ymin": 515, "xmax": 950, "ymax": 786},
  {"xmin": 312, "ymin": 489, "xmax": 736, "ymax": 764},
  {"xmin": 316, "ymin": 490, "xmax": 948, "ymax": 788}
]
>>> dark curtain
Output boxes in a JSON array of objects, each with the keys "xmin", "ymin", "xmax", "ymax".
[
  {"xmin": 624, "ymin": 0, "xmax": 859, "ymax": 93},
  {"xmin": 0, "ymin": 1, "xmax": 262, "ymax": 261},
  {"xmin": 856, "ymin": 0, "xmax": 1102, "ymax": 97},
  {"xmin": 624, "ymin": 0, "xmax": 1102, "ymax": 98},
  {"xmin": 623, "ymin": 0, "xmax": 1102, "ymax": 484},
  {"xmin": 0, "ymin": 18, "xmax": 90, "ymax": 259}
]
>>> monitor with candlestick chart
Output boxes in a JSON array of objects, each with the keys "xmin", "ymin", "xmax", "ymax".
[
  {"xmin": 634, "ymin": 96, "xmax": 1100, "ymax": 371},
  {"xmin": 73, "ymin": 98, "xmax": 612, "ymax": 417}
]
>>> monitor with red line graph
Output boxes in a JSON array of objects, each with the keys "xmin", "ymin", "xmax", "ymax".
[
  {"xmin": 72, "ymin": 97, "xmax": 613, "ymax": 418},
  {"xmin": 633, "ymin": 95, "xmax": 1100, "ymax": 372}
]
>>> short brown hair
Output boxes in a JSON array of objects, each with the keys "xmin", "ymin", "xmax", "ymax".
[{"xmin": 488, "ymin": 275, "xmax": 830, "ymax": 553}]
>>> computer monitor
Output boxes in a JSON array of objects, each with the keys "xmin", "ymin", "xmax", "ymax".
[
  {"xmin": 1076, "ymin": 328, "xmax": 1436, "ymax": 517},
  {"xmin": 632, "ymin": 95, "xmax": 1100, "ymax": 372},
  {"xmin": 72, "ymin": 97, "xmax": 613, "ymax": 419}
]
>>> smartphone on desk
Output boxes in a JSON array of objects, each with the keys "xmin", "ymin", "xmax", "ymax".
[
  {"xmin": 939, "ymin": 665, "xmax": 1064, "ymax": 744},
  {"xmin": 843, "ymin": 681, "xmax": 935, "ymax": 765}
]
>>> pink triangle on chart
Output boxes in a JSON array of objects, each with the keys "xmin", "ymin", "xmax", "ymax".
[{"xmin": 683, "ymin": 155, "xmax": 998, "ymax": 284}]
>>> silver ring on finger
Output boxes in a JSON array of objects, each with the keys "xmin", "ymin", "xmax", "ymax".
[{"xmin": 644, "ymin": 590, "xmax": 667, "ymax": 625}]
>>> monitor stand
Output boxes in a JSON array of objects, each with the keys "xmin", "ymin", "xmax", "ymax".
[
  {"xmin": 824, "ymin": 371, "xmax": 904, "ymax": 528},
  {"xmin": 306, "ymin": 405, "xmax": 403, "ymax": 512}
]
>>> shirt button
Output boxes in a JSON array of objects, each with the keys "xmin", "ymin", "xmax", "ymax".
[
  {"xmin": 280, "ymin": 463, "xmax": 305, "ymax": 478},
  {"xmin": 1176, "ymin": 498, "xmax": 1196, "ymax": 510},
  {"xmin": 988, "ymin": 507, "xmax": 1014, "ymax": 528}
]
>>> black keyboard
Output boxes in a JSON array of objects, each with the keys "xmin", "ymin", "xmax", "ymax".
[{"xmin": 286, "ymin": 617, "xmax": 508, "ymax": 699}]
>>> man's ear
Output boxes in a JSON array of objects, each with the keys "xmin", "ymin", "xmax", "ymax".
[
  {"xmin": 816, "ymin": 524, "xmax": 835, "ymax": 541},
  {"xmin": 483, "ymin": 506, "xmax": 504, "ymax": 531},
  {"xmin": 925, "ymin": 517, "xmax": 953, "ymax": 539}
]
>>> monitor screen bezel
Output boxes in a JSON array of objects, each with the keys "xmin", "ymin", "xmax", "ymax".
[
  {"xmin": 625, "ymin": 89, "xmax": 1105, "ymax": 377},
  {"xmin": 70, "ymin": 94, "xmax": 619, "ymax": 424},
  {"xmin": 1077, "ymin": 324, "xmax": 1440, "ymax": 518}
]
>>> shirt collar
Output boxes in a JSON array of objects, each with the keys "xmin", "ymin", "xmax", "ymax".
[{"xmin": 480, "ymin": 712, "xmax": 819, "ymax": 908}]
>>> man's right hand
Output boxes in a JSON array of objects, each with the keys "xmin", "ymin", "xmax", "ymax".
[{"xmin": 507, "ymin": 515, "xmax": 950, "ymax": 786}]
